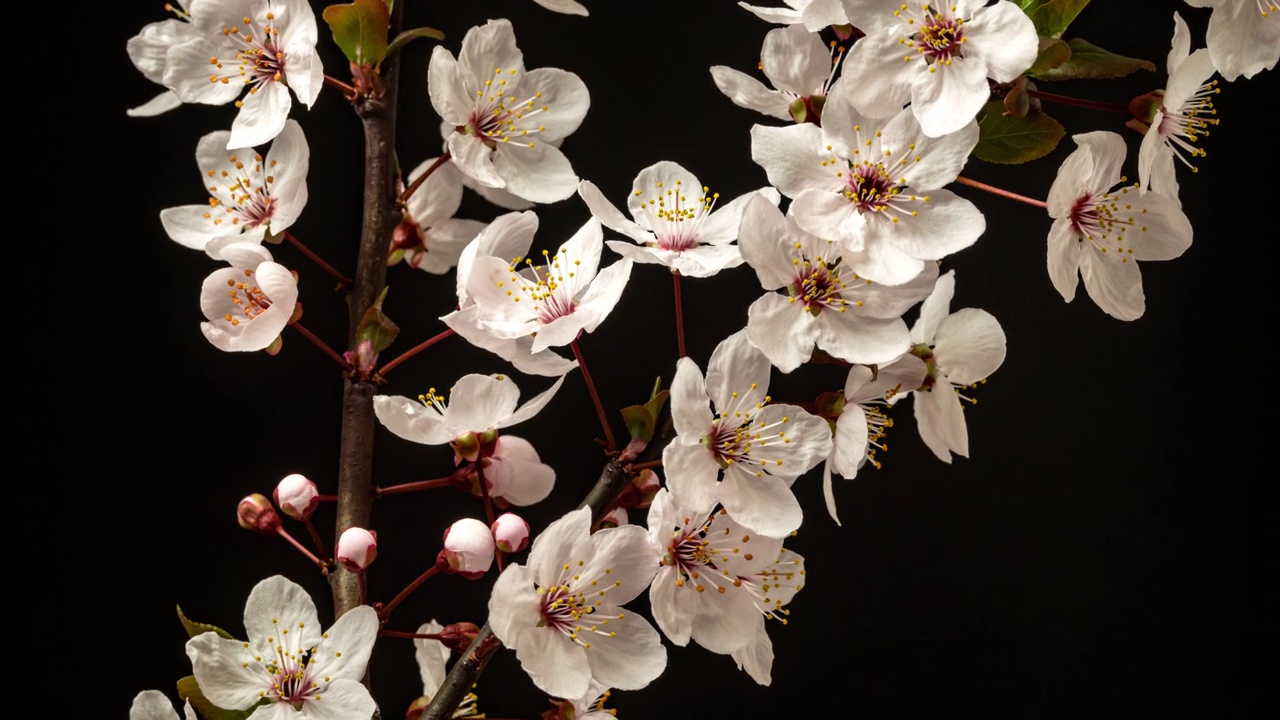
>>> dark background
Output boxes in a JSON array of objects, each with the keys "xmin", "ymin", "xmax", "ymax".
[{"xmin": 75, "ymin": 1, "xmax": 1271, "ymax": 717}]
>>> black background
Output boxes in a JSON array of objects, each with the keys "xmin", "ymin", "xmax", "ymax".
[{"xmin": 75, "ymin": 1, "xmax": 1272, "ymax": 717}]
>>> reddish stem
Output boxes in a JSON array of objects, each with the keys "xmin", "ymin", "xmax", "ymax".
[
  {"xmin": 317, "ymin": 495, "xmax": 339, "ymax": 503},
  {"xmin": 289, "ymin": 323, "xmax": 351, "ymax": 370},
  {"xmin": 275, "ymin": 528, "xmax": 328, "ymax": 572},
  {"xmin": 357, "ymin": 571, "xmax": 367, "ymax": 607},
  {"xmin": 673, "ymin": 271, "xmax": 687, "ymax": 359},
  {"xmin": 380, "ymin": 565, "xmax": 440, "ymax": 620},
  {"xmin": 630, "ymin": 459, "xmax": 663, "ymax": 471},
  {"xmin": 398, "ymin": 152, "xmax": 453, "ymax": 206},
  {"xmin": 323, "ymin": 74, "xmax": 358, "ymax": 98},
  {"xmin": 381, "ymin": 630, "xmax": 444, "ymax": 640},
  {"xmin": 954, "ymin": 175, "xmax": 1049, "ymax": 210},
  {"xmin": 1026, "ymin": 89, "xmax": 1131, "ymax": 114},
  {"xmin": 303, "ymin": 518, "xmax": 330, "ymax": 563},
  {"xmin": 378, "ymin": 328, "xmax": 456, "ymax": 377},
  {"xmin": 375, "ymin": 476, "xmax": 455, "ymax": 497},
  {"xmin": 571, "ymin": 340, "xmax": 617, "ymax": 452},
  {"xmin": 282, "ymin": 231, "xmax": 352, "ymax": 291}
]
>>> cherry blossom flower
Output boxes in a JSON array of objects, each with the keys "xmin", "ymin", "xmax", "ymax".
[
  {"xmin": 442, "ymin": 212, "xmax": 579, "ymax": 377},
  {"xmin": 129, "ymin": 691, "xmax": 195, "ymax": 720},
  {"xmin": 752, "ymin": 82, "xmax": 983, "ymax": 285},
  {"xmin": 374, "ymin": 373, "xmax": 565, "ymax": 448},
  {"xmin": 710, "ymin": 24, "xmax": 844, "ymax": 122},
  {"xmin": 163, "ymin": 0, "xmax": 323, "ymax": 148},
  {"xmin": 821, "ymin": 359, "xmax": 926, "ymax": 523},
  {"xmin": 899, "ymin": 271, "xmax": 1005, "ymax": 462},
  {"xmin": 737, "ymin": 195, "xmax": 937, "ymax": 372},
  {"xmin": 391, "ymin": 158, "xmax": 488, "ymax": 274},
  {"xmin": 579, "ymin": 163, "xmax": 778, "ymax": 278},
  {"xmin": 839, "ymin": 0, "xmax": 1038, "ymax": 137},
  {"xmin": 161, "ymin": 120, "xmax": 309, "ymax": 260},
  {"xmin": 466, "ymin": 218, "xmax": 634, "ymax": 354},
  {"xmin": 738, "ymin": 0, "xmax": 851, "ymax": 30},
  {"xmin": 185, "ymin": 575, "xmax": 379, "ymax": 719},
  {"xmin": 488, "ymin": 507, "xmax": 666, "ymax": 699},
  {"xmin": 1047, "ymin": 132, "xmax": 1193, "ymax": 321},
  {"xmin": 1184, "ymin": 0, "xmax": 1279, "ymax": 81},
  {"xmin": 1138, "ymin": 13, "xmax": 1220, "ymax": 203},
  {"xmin": 429, "ymin": 19, "xmax": 589, "ymax": 203},
  {"xmin": 199, "ymin": 243, "xmax": 298, "ymax": 352},
  {"xmin": 474, "ymin": 435, "xmax": 557, "ymax": 507},
  {"xmin": 663, "ymin": 330, "xmax": 832, "ymax": 538},
  {"xmin": 126, "ymin": 2, "xmax": 199, "ymax": 117}
]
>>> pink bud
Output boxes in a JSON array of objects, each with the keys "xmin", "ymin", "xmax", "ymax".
[
  {"xmin": 336, "ymin": 527, "xmax": 378, "ymax": 572},
  {"xmin": 439, "ymin": 621, "xmax": 480, "ymax": 654},
  {"xmin": 237, "ymin": 494, "xmax": 280, "ymax": 535},
  {"xmin": 597, "ymin": 506, "xmax": 630, "ymax": 529},
  {"xmin": 439, "ymin": 518, "xmax": 494, "ymax": 579},
  {"xmin": 342, "ymin": 339, "xmax": 378, "ymax": 376},
  {"xmin": 273, "ymin": 473, "xmax": 319, "ymax": 521},
  {"xmin": 491, "ymin": 513, "xmax": 530, "ymax": 553}
]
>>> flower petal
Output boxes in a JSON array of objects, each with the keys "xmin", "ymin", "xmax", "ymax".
[
  {"xmin": 933, "ymin": 308, "xmax": 1006, "ymax": 386},
  {"xmin": 710, "ymin": 66, "xmax": 790, "ymax": 120},
  {"xmin": 583, "ymin": 610, "xmax": 667, "ymax": 691},
  {"xmin": 373, "ymin": 394, "xmax": 452, "ymax": 445}
]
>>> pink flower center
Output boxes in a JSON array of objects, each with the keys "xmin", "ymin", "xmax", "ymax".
[
  {"xmin": 222, "ymin": 268, "xmax": 274, "ymax": 326},
  {"xmin": 787, "ymin": 262, "xmax": 848, "ymax": 316},
  {"xmin": 466, "ymin": 68, "xmax": 549, "ymax": 149},
  {"xmin": 844, "ymin": 163, "xmax": 902, "ymax": 213},
  {"xmin": 1068, "ymin": 183, "xmax": 1145, "ymax": 262},
  {"xmin": 915, "ymin": 11, "xmax": 965, "ymax": 62},
  {"xmin": 633, "ymin": 179, "xmax": 720, "ymax": 252},
  {"xmin": 209, "ymin": 11, "xmax": 287, "ymax": 93},
  {"xmin": 202, "ymin": 152, "xmax": 283, "ymax": 231}
]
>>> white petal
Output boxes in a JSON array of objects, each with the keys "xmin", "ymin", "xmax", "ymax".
[
  {"xmin": 710, "ymin": 66, "xmax": 791, "ymax": 120},
  {"xmin": 1079, "ymin": 244, "xmax": 1145, "ymax": 321},
  {"xmin": 933, "ymin": 308, "xmax": 1006, "ymax": 385},
  {"xmin": 746, "ymin": 293, "xmax": 820, "ymax": 373},
  {"xmin": 817, "ymin": 312, "xmax": 911, "ymax": 367},
  {"xmin": 962, "ymin": 0, "xmax": 1039, "ymax": 82},
  {"xmin": 582, "ymin": 525, "xmax": 660, "ymax": 606},
  {"xmin": 750, "ymin": 124, "xmax": 836, "ymax": 198},
  {"xmin": 522, "ymin": 68, "xmax": 590, "ymax": 142},
  {"xmin": 737, "ymin": 196, "xmax": 797, "ymax": 290},
  {"xmin": 909, "ymin": 55, "xmax": 990, "ymax": 138},
  {"xmin": 579, "ymin": 180, "xmax": 652, "ymax": 243},
  {"xmin": 584, "ymin": 609, "xmax": 667, "ymax": 691},
  {"xmin": 1126, "ymin": 194, "xmax": 1192, "ymax": 261},
  {"xmin": 528, "ymin": 507, "xmax": 593, "ymax": 585},
  {"xmin": 719, "ymin": 470, "xmax": 803, "ymax": 537},
  {"xmin": 415, "ymin": 620, "xmax": 449, "ymax": 695},
  {"xmin": 185, "ymin": 633, "xmax": 263, "ymax": 711},
  {"xmin": 488, "ymin": 563, "xmax": 541, "ymax": 644},
  {"xmin": 449, "ymin": 133, "xmax": 504, "ymax": 189},
  {"xmin": 458, "ymin": 19, "xmax": 525, "ymax": 92},
  {"xmin": 706, "ymin": 329, "xmax": 772, "ymax": 410},
  {"xmin": 297, "ymin": 679, "xmax": 376, "ymax": 720},
  {"xmin": 650, "ymin": 566, "xmax": 697, "ymax": 646},
  {"xmin": 839, "ymin": 29, "xmax": 916, "ymax": 118},
  {"xmin": 866, "ymin": 190, "xmax": 985, "ymax": 261},
  {"xmin": 670, "ymin": 357, "xmax": 713, "ymax": 438},
  {"xmin": 574, "ymin": 259, "xmax": 633, "ymax": 335},
  {"xmin": 164, "ymin": 38, "xmax": 245, "ymax": 105},
  {"xmin": 428, "ymin": 47, "xmax": 472, "ymax": 125},
  {"xmin": 228, "ymin": 80, "xmax": 291, "ymax": 149},
  {"xmin": 760, "ymin": 23, "xmax": 831, "ymax": 95},
  {"xmin": 373, "ymin": 395, "xmax": 452, "ymax": 445},
  {"xmin": 130, "ymin": 690, "xmax": 182, "ymax": 720},
  {"xmin": 517, "ymin": 627, "xmax": 591, "ymax": 699},
  {"xmin": 493, "ymin": 143, "xmax": 579, "ymax": 203},
  {"xmin": 1046, "ymin": 219, "xmax": 1082, "ymax": 303},
  {"xmin": 912, "ymin": 384, "xmax": 968, "ymax": 462},
  {"xmin": 911, "ymin": 269, "xmax": 955, "ymax": 344},
  {"xmin": 697, "ymin": 187, "xmax": 781, "ymax": 245},
  {"xmin": 663, "ymin": 439, "xmax": 722, "ymax": 513},
  {"xmin": 405, "ymin": 157, "xmax": 464, "ymax": 229}
]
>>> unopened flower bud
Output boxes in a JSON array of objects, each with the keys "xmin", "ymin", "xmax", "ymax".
[
  {"xmin": 273, "ymin": 473, "xmax": 319, "ymax": 521},
  {"xmin": 451, "ymin": 431, "xmax": 481, "ymax": 463},
  {"xmin": 438, "ymin": 621, "xmax": 481, "ymax": 654},
  {"xmin": 237, "ymin": 494, "xmax": 280, "ymax": 535},
  {"xmin": 343, "ymin": 339, "xmax": 378, "ymax": 377},
  {"xmin": 405, "ymin": 696, "xmax": 431, "ymax": 720},
  {"xmin": 597, "ymin": 506, "xmax": 630, "ymax": 530},
  {"xmin": 337, "ymin": 527, "xmax": 378, "ymax": 572},
  {"xmin": 438, "ymin": 518, "xmax": 494, "ymax": 579},
  {"xmin": 491, "ymin": 513, "xmax": 530, "ymax": 553}
]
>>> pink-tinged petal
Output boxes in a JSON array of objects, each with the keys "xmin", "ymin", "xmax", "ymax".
[
  {"xmin": 962, "ymin": 0, "xmax": 1039, "ymax": 82},
  {"xmin": 530, "ymin": 313, "xmax": 587, "ymax": 353},
  {"xmin": 463, "ymin": 172, "xmax": 536, "ymax": 210},
  {"xmin": 128, "ymin": 91, "xmax": 183, "ymax": 117},
  {"xmin": 1072, "ymin": 131, "xmax": 1126, "ymax": 194},
  {"xmin": 406, "ymin": 157, "xmax": 464, "ymax": 229},
  {"xmin": 199, "ymin": 262, "xmax": 297, "ymax": 352},
  {"xmin": 1127, "ymin": 194, "xmax": 1192, "ymax": 261},
  {"xmin": 445, "ymin": 374, "xmax": 521, "ymax": 434},
  {"xmin": 750, "ymin": 124, "xmax": 837, "ymax": 198},
  {"xmin": 161, "ymin": 205, "xmax": 236, "ymax": 254},
  {"xmin": 457, "ymin": 211, "xmax": 539, "ymax": 304},
  {"xmin": 296, "ymin": 679, "xmax": 375, "ymax": 720},
  {"xmin": 668, "ymin": 244, "xmax": 746, "ymax": 277},
  {"xmin": 373, "ymin": 394, "xmax": 451, "ymax": 445},
  {"xmin": 242, "ymin": 575, "xmax": 321, "ymax": 651},
  {"xmin": 818, "ymin": 312, "xmax": 911, "ymax": 367},
  {"xmin": 414, "ymin": 218, "xmax": 488, "ymax": 275},
  {"xmin": 490, "ymin": 457, "xmax": 555, "ymax": 506},
  {"xmin": 314, "ymin": 606, "xmax": 379, "ymax": 681},
  {"xmin": 262, "ymin": 120, "xmax": 310, "ymax": 230},
  {"xmin": 557, "ymin": 218, "xmax": 605, "ymax": 300},
  {"xmin": 129, "ymin": 19, "xmax": 197, "ymax": 83},
  {"xmin": 851, "ymin": 355, "xmax": 928, "ymax": 403},
  {"xmin": 909, "ymin": 56, "xmax": 990, "ymax": 138},
  {"xmin": 580, "ymin": 181, "xmax": 651, "ymax": 243},
  {"xmin": 185, "ymin": 633, "xmax": 263, "ymax": 711},
  {"xmin": 851, "ymin": 261, "xmax": 939, "ymax": 318},
  {"xmin": 428, "ymin": 47, "xmax": 472, "ymax": 125},
  {"xmin": 670, "ymin": 357, "xmax": 713, "ymax": 438},
  {"xmin": 415, "ymin": 620, "xmax": 449, "ymax": 695},
  {"xmin": 518, "ymin": 627, "xmax": 591, "ymax": 699},
  {"xmin": 528, "ymin": 507, "xmax": 594, "ymax": 585},
  {"xmin": 521, "ymin": 68, "xmax": 589, "ymax": 142},
  {"xmin": 627, "ymin": 162, "xmax": 704, "ymax": 225},
  {"xmin": 449, "ymin": 133, "xmax": 504, "ymax": 189},
  {"xmin": 163, "ymin": 38, "xmax": 245, "ymax": 105},
  {"xmin": 790, "ymin": 188, "xmax": 864, "ymax": 247},
  {"xmin": 228, "ymin": 80, "xmax": 291, "ymax": 149},
  {"xmin": 441, "ymin": 306, "xmax": 578, "ymax": 377},
  {"xmin": 1164, "ymin": 50, "xmax": 1217, "ymax": 112},
  {"xmin": 689, "ymin": 584, "xmax": 761, "ymax": 654},
  {"xmin": 746, "ymin": 293, "xmax": 820, "ymax": 373},
  {"xmin": 832, "ymin": 405, "xmax": 869, "ymax": 479},
  {"xmin": 912, "ymin": 383, "xmax": 968, "ymax": 462},
  {"xmin": 869, "ymin": 190, "xmax": 985, "ymax": 261},
  {"xmin": 493, "ymin": 142, "xmax": 579, "ymax": 203},
  {"xmin": 502, "ymin": 374, "xmax": 567, "ymax": 428},
  {"xmin": 719, "ymin": 470, "xmax": 803, "ymax": 537},
  {"xmin": 698, "ymin": 188, "xmax": 781, "ymax": 245},
  {"xmin": 468, "ymin": 256, "xmax": 537, "ymax": 330},
  {"xmin": 1047, "ymin": 140, "xmax": 1096, "ymax": 218},
  {"xmin": 911, "ymin": 269, "xmax": 955, "ymax": 344},
  {"xmin": 839, "ymin": 29, "xmax": 916, "ymax": 118},
  {"xmin": 739, "ymin": 196, "xmax": 798, "ymax": 289},
  {"xmin": 881, "ymin": 112, "xmax": 979, "ymax": 192},
  {"xmin": 706, "ymin": 330, "xmax": 772, "ymax": 410},
  {"xmin": 710, "ymin": 66, "xmax": 790, "ymax": 120},
  {"xmin": 761, "ymin": 23, "xmax": 831, "ymax": 95},
  {"xmin": 730, "ymin": 620, "xmax": 775, "ymax": 686},
  {"xmin": 663, "ymin": 439, "xmax": 722, "ymax": 513},
  {"xmin": 574, "ymin": 259, "xmax": 633, "ymax": 335},
  {"xmin": 606, "ymin": 242, "xmax": 674, "ymax": 267},
  {"xmin": 650, "ymin": 566, "xmax": 697, "ymax": 645},
  {"xmin": 584, "ymin": 609, "xmax": 667, "ymax": 690},
  {"xmin": 933, "ymin": 308, "xmax": 1006, "ymax": 385},
  {"xmin": 284, "ymin": 45, "xmax": 322, "ymax": 109},
  {"xmin": 821, "ymin": 77, "xmax": 890, "ymax": 158},
  {"xmin": 842, "ymin": 237, "xmax": 927, "ymax": 286},
  {"xmin": 488, "ymin": 563, "xmax": 541, "ymax": 644},
  {"xmin": 582, "ymin": 525, "xmax": 660, "ymax": 606},
  {"xmin": 1046, "ymin": 219, "xmax": 1082, "ymax": 303},
  {"xmin": 1079, "ymin": 246, "xmax": 1145, "ymax": 320},
  {"xmin": 458, "ymin": 19, "xmax": 525, "ymax": 92}
]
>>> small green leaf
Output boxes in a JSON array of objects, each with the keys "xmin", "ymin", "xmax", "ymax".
[
  {"xmin": 1018, "ymin": 0, "xmax": 1090, "ymax": 38},
  {"xmin": 1028, "ymin": 36, "xmax": 1072, "ymax": 76},
  {"xmin": 620, "ymin": 405, "xmax": 655, "ymax": 443},
  {"xmin": 323, "ymin": 0, "xmax": 390, "ymax": 66},
  {"xmin": 643, "ymin": 389, "xmax": 669, "ymax": 426},
  {"xmin": 355, "ymin": 288, "xmax": 399, "ymax": 353},
  {"xmin": 974, "ymin": 101, "xmax": 1065, "ymax": 165},
  {"xmin": 177, "ymin": 606, "xmax": 237, "ymax": 640},
  {"xmin": 177, "ymin": 676, "xmax": 256, "ymax": 720},
  {"xmin": 1034, "ymin": 38, "xmax": 1156, "ymax": 81},
  {"xmin": 385, "ymin": 26, "xmax": 446, "ymax": 58}
]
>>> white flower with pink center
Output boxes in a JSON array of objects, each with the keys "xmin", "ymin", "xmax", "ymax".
[
  {"xmin": 185, "ymin": 575, "xmax": 379, "ymax": 719},
  {"xmin": 374, "ymin": 373, "xmax": 565, "ymax": 448},
  {"xmin": 162, "ymin": 0, "xmax": 323, "ymax": 148},
  {"xmin": 752, "ymin": 82, "xmax": 983, "ymax": 285},
  {"xmin": 663, "ymin": 331, "xmax": 833, "ymax": 538},
  {"xmin": 710, "ymin": 23, "xmax": 845, "ymax": 122},
  {"xmin": 465, "ymin": 218, "xmax": 633, "ymax": 353},
  {"xmin": 1184, "ymin": 0, "xmax": 1279, "ymax": 81},
  {"xmin": 840, "ymin": 0, "xmax": 1038, "ymax": 137},
  {"xmin": 392, "ymin": 157, "xmax": 488, "ymax": 275},
  {"xmin": 199, "ymin": 243, "xmax": 298, "ymax": 353},
  {"xmin": 429, "ymin": 19, "xmax": 590, "ymax": 204},
  {"xmin": 728, "ymin": 548, "xmax": 806, "ymax": 685},
  {"xmin": 579, "ymin": 162, "xmax": 778, "ymax": 278},
  {"xmin": 1047, "ymin": 132, "xmax": 1193, "ymax": 321},
  {"xmin": 161, "ymin": 120, "xmax": 309, "ymax": 260},
  {"xmin": 488, "ymin": 507, "xmax": 666, "ymax": 699}
]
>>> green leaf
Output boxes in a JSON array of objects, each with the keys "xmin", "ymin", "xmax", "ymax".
[
  {"xmin": 385, "ymin": 26, "xmax": 446, "ymax": 58},
  {"xmin": 643, "ymin": 389, "xmax": 669, "ymax": 426},
  {"xmin": 974, "ymin": 101, "xmax": 1065, "ymax": 165},
  {"xmin": 177, "ymin": 605, "xmax": 237, "ymax": 640},
  {"xmin": 1018, "ymin": 0, "xmax": 1090, "ymax": 38},
  {"xmin": 620, "ymin": 405, "xmax": 655, "ymax": 443},
  {"xmin": 177, "ymin": 676, "xmax": 256, "ymax": 720},
  {"xmin": 322, "ymin": 0, "xmax": 390, "ymax": 66},
  {"xmin": 355, "ymin": 287, "xmax": 399, "ymax": 352},
  {"xmin": 1028, "ymin": 36, "xmax": 1072, "ymax": 76},
  {"xmin": 1034, "ymin": 38, "xmax": 1156, "ymax": 81}
]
